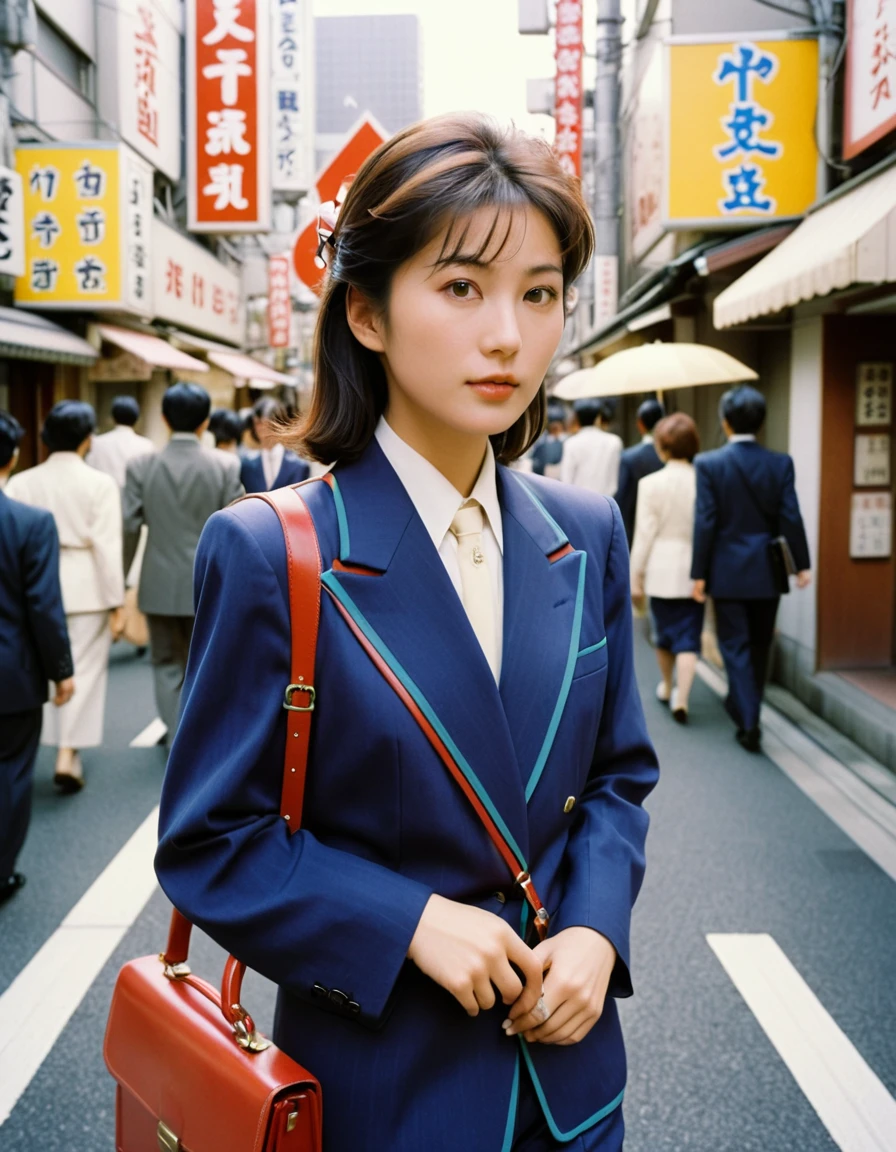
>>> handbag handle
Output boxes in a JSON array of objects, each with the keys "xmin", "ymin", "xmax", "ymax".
[{"xmin": 161, "ymin": 482, "xmax": 323, "ymax": 1051}]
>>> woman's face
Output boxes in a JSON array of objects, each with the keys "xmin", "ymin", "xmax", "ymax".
[{"xmin": 363, "ymin": 204, "xmax": 565, "ymax": 445}]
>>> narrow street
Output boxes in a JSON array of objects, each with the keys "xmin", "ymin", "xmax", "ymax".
[{"xmin": 1, "ymin": 633, "xmax": 894, "ymax": 1152}]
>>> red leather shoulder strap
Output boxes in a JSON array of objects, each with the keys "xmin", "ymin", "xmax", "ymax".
[{"xmin": 249, "ymin": 481, "xmax": 322, "ymax": 833}]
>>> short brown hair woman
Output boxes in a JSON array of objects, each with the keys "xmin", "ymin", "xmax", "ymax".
[
  {"xmin": 630, "ymin": 412, "xmax": 703, "ymax": 722},
  {"xmin": 155, "ymin": 113, "xmax": 658, "ymax": 1152}
]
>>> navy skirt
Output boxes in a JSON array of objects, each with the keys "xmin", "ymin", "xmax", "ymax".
[{"xmin": 650, "ymin": 596, "xmax": 704, "ymax": 655}]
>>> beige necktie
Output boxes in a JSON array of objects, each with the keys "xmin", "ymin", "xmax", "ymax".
[{"xmin": 449, "ymin": 500, "xmax": 497, "ymax": 677}]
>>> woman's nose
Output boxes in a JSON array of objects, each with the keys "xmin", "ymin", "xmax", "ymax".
[{"xmin": 481, "ymin": 301, "xmax": 523, "ymax": 357}]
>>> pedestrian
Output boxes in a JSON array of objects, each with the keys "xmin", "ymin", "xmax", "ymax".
[
  {"xmin": 154, "ymin": 113, "xmax": 658, "ymax": 1152},
  {"xmin": 239, "ymin": 397, "xmax": 310, "ymax": 492},
  {"xmin": 560, "ymin": 398, "xmax": 623, "ymax": 495},
  {"xmin": 528, "ymin": 402, "xmax": 567, "ymax": 478},
  {"xmin": 691, "ymin": 385, "xmax": 811, "ymax": 752},
  {"xmin": 86, "ymin": 395, "xmax": 155, "ymax": 488},
  {"xmin": 630, "ymin": 413, "xmax": 702, "ymax": 723},
  {"xmin": 6, "ymin": 401, "xmax": 125, "ymax": 792},
  {"xmin": 208, "ymin": 408, "xmax": 244, "ymax": 455},
  {"xmin": 122, "ymin": 383, "xmax": 243, "ymax": 745},
  {"xmin": 0, "ymin": 413, "xmax": 75, "ymax": 903},
  {"xmin": 614, "ymin": 398, "xmax": 665, "ymax": 545}
]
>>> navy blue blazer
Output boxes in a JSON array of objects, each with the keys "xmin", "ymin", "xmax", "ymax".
[
  {"xmin": 0, "ymin": 489, "xmax": 72, "ymax": 715},
  {"xmin": 691, "ymin": 441, "xmax": 811, "ymax": 600},
  {"xmin": 240, "ymin": 448, "xmax": 310, "ymax": 493},
  {"xmin": 614, "ymin": 439, "xmax": 662, "ymax": 544},
  {"xmin": 155, "ymin": 440, "xmax": 658, "ymax": 1151}
]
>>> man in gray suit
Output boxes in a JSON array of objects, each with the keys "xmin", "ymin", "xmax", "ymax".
[{"xmin": 123, "ymin": 383, "xmax": 243, "ymax": 743}]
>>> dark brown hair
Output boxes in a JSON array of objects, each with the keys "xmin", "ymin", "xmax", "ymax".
[
  {"xmin": 654, "ymin": 413, "xmax": 700, "ymax": 463},
  {"xmin": 290, "ymin": 112, "xmax": 595, "ymax": 464}
]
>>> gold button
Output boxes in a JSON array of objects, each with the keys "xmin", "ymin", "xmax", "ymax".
[
  {"xmin": 493, "ymin": 891, "xmax": 506, "ymax": 904},
  {"xmin": 563, "ymin": 796, "xmax": 576, "ymax": 814}
]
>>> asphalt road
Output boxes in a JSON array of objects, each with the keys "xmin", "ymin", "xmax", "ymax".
[{"xmin": 1, "ymin": 634, "xmax": 893, "ymax": 1151}]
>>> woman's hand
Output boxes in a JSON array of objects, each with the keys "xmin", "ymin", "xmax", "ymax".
[
  {"xmin": 630, "ymin": 579, "xmax": 645, "ymax": 610},
  {"xmin": 407, "ymin": 894, "xmax": 544, "ymax": 1018},
  {"xmin": 691, "ymin": 579, "xmax": 707, "ymax": 603},
  {"xmin": 504, "ymin": 927, "xmax": 616, "ymax": 1046},
  {"xmin": 109, "ymin": 606, "xmax": 126, "ymax": 640}
]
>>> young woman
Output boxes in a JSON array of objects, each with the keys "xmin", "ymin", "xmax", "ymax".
[
  {"xmin": 630, "ymin": 413, "xmax": 703, "ymax": 724},
  {"xmin": 155, "ymin": 113, "xmax": 658, "ymax": 1152}
]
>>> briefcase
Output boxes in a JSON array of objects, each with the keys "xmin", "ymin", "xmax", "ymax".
[
  {"xmin": 104, "ymin": 913, "xmax": 322, "ymax": 1152},
  {"xmin": 104, "ymin": 484, "xmax": 326, "ymax": 1152}
]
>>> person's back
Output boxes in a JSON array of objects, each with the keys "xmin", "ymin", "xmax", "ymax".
[
  {"xmin": 560, "ymin": 400, "xmax": 622, "ymax": 495},
  {"xmin": 87, "ymin": 396, "xmax": 155, "ymax": 488},
  {"xmin": 127, "ymin": 434, "xmax": 243, "ymax": 616},
  {"xmin": 615, "ymin": 398, "xmax": 664, "ymax": 544}
]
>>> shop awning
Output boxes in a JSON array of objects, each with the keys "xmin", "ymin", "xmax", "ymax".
[
  {"xmin": 206, "ymin": 351, "xmax": 295, "ymax": 388},
  {"xmin": 96, "ymin": 325, "xmax": 208, "ymax": 372},
  {"xmin": 0, "ymin": 307, "xmax": 98, "ymax": 365},
  {"xmin": 714, "ymin": 161, "xmax": 896, "ymax": 328}
]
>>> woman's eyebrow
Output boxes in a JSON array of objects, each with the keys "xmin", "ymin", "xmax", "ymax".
[{"xmin": 434, "ymin": 257, "xmax": 563, "ymax": 277}]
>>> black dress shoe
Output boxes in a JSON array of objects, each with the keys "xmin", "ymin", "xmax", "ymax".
[
  {"xmin": 0, "ymin": 873, "xmax": 26, "ymax": 905},
  {"xmin": 736, "ymin": 727, "xmax": 762, "ymax": 753}
]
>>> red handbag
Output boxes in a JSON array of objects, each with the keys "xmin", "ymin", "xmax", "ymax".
[{"xmin": 104, "ymin": 484, "xmax": 324, "ymax": 1152}]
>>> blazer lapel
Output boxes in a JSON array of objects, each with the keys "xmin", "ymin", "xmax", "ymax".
[
  {"xmin": 497, "ymin": 470, "xmax": 588, "ymax": 801},
  {"xmin": 321, "ymin": 441, "xmax": 530, "ymax": 866}
]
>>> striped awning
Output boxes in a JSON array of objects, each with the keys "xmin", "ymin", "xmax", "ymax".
[{"xmin": 0, "ymin": 307, "xmax": 98, "ymax": 365}]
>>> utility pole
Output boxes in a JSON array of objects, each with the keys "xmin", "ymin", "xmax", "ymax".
[{"xmin": 593, "ymin": 0, "xmax": 622, "ymax": 326}]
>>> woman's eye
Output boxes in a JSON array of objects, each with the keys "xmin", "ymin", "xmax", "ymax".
[
  {"xmin": 526, "ymin": 287, "xmax": 558, "ymax": 305},
  {"xmin": 448, "ymin": 281, "xmax": 473, "ymax": 298}
]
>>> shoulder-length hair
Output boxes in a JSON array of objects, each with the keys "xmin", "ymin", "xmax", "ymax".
[{"xmin": 291, "ymin": 112, "xmax": 595, "ymax": 465}]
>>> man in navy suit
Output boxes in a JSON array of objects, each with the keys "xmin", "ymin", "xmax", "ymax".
[
  {"xmin": 691, "ymin": 386, "xmax": 811, "ymax": 752},
  {"xmin": 239, "ymin": 397, "xmax": 310, "ymax": 493},
  {"xmin": 614, "ymin": 398, "xmax": 664, "ymax": 545},
  {"xmin": 0, "ymin": 412, "xmax": 74, "ymax": 904}
]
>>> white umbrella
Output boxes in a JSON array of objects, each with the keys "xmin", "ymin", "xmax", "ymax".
[{"xmin": 552, "ymin": 342, "xmax": 758, "ymax": 400}]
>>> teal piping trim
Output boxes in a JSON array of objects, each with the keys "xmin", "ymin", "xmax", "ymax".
[
  {"xmin": 525, "ymin": 553, "xmax": 587, "ymax": 802},
  {"xmin": 322, "ymin": 570, "xmax": 529, "ymax": 867},
  {"xmin": 519, "ymin": 1042, "xmax": 625, "ymax": 1142},
  {"xmin": 500, "ymin": 1052, "xmax": 521, "ymax": 1152},
  {"xmin": 577, "ymin": 637, "xmax": 607, "ymax": 658},
  {"xmin": 329, "ymin": 475, "xmax": 351, "ymax": 561},
  {"xmin": 511, "ymin": 473, "xmax": 567, "ymax": 550}
]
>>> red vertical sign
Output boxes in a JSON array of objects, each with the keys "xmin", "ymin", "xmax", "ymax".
[
  {"xmin": 553, "ymin": 0, "xmax": 584, "ymax": 177},
  {"xmin": 187, "ymin": 0, "xmax": 270, "ymax": 232},
  {"xmin": 268, "ymin": 253, "xmax": 291, "ymax": 347}
]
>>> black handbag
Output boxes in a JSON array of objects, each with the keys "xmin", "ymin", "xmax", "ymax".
[{"xmin": 728, "ymin": 451, "xmax": 796, "ymax": 596}]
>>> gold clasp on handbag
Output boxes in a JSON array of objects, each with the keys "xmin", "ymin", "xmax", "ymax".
[
  {"xmin": 231, "ymin": 1004, "xmax": 272, "ymax": 1053},
  {"xmin": 157, "ymin": 1120, "xmax": 181, "ymax": 1152},
  {"xmin": 158, "ymin": 955, "xmax": 191, "ymax": 980},
  {"xmin": 283, "ymin": 682, "xmax": 316, "ymax": 712}
]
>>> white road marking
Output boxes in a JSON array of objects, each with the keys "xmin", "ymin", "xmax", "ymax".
[
  {"xmin": 129, "ymin": 717, "xmax": 167, "ymax": 748},
  {"xmin": 708, "ymin": 933, "xmax": 896, "ymax": 1152},
  {"xmin": 696, "ymin": 662, "xmax": 896, "ymax": 883},
  {"xmin": 0, "ymin": 808, "xmax": 159, "ymax": 1126}
]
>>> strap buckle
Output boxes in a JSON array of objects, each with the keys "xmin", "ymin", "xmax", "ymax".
[{"xmin": 284, "ymin": 683, "xmax": 316, "ymax": 712}]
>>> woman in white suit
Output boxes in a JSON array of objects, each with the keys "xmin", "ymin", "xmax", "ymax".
[
  {"xmin": 7, "ymin": 402, "xmax": 125, "ymax": 790},
  {"xmin": 630, "ymin": 413, "xmax": 703, "ymax": 723}
]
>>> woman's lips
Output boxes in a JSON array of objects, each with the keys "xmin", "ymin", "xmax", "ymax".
[{"xmin": 466, "ymin": 381, "xmax": 519, "ymax": 401}]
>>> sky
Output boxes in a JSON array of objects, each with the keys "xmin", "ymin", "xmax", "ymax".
[{"xmin": 312, "ymin": 0, "xmax": 561, "ymax": 137}]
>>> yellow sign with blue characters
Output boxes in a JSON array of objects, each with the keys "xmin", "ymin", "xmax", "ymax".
[{"xmin": 665, "ymin": 37, "xmax": 819, "ymax": 226}]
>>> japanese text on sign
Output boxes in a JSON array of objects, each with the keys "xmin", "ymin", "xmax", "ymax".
[
  {"xmin": 272, "ymin": 0, "xmax": 310, "ymax": 192},
  {"xmin": 854, "ymin": 434, "xmax": 891, "ymax": 487},
  {"xmin": 856, "ymin": 362, "xmax": 893, "ymax": 426},
  {"xmin": 0, "ymin": 166, "xmax": 24, "ymax": 278},
  {"xmin": 153, "ymin": 217, "xmax": 244, "ymax": 343},
  {"xmin": 188, "ymin": 0, "xmax": 270, "ymax": 232},
  {"xmin": 850, "ymin": 492, "xmax": 892, "ymax": 558},
  {"xmin": 553, "ymin": 0, "xmax": 583, "ymax": 178},
  {"xmin": 666, "ymin": 38, "xmax": 818, "ymax": 225},
  {"xmin": 135, "ymin": 5, "xmax": 159, "ymax": 148},
  {"xmin": 268, "ymin": 253, "xmax": 291, "ymax": 347},
  {"xmin": 845, "ymin": 0, "xmax": 896, "ymax": 158}
]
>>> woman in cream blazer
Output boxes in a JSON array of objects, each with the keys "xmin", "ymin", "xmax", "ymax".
[
  {"xmin": 629, "ymin": 413, "xmax": 703, "ymax": 722},
  {"xmin": 7, "ymin": 402, "xmax": 124, "ymax": 790}
]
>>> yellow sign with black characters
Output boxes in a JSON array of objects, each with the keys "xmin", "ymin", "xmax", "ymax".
[
  {"xmin": 665, "ymin": 37, "xmax": 819, "ymax": 226},
  {"xmin": 14, "ymin": 143, "xmax": 154, "ymax": 314}
]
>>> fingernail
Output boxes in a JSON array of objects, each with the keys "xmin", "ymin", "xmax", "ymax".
[{"xmin": 502, "ymin": 1019, "xmax": 512, "ymax": 1030}]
